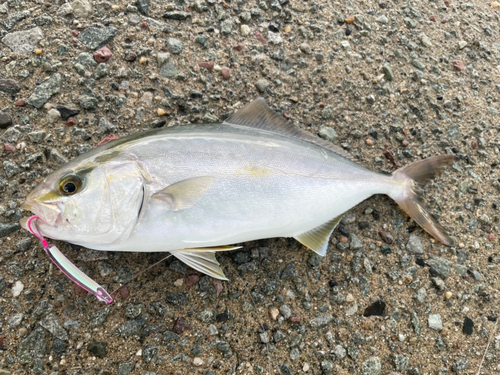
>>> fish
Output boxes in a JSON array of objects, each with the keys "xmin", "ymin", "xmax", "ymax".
[{"xmin": 21, "ymin": 98, "xmax": 456, "ymax": 280}]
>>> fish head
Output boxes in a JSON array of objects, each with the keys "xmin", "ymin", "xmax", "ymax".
[{"xmin": 21, "ymin": 152, "xmax": 146, "ymax": 246}]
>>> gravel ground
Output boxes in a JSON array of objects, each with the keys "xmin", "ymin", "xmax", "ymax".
[{"xmin": 1, "ymin": 0, "xmax": 500, "ymax": 374}]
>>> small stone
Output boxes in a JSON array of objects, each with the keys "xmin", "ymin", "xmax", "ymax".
[
  {"xmin": 0, "ymin": 79, "xmax": 21, "ymax": 94},
  {"xmin": 462, "ymin": 316, "xmax": 473, "ymax": 335},
  {"xmin": 163, "ymin": 11, "xmax": 192, "ymax": 20},
  {"xmin": 221, "ymin": 67, "xmax": 231, "ymax": 80},
  {"xmin": 350, "ymin": 234, "xmax": 363, "ymax": 250},
  {"xmin": 363, "ymin": 300, "xmax": 386, "ymax": 317},
  {"xmin": 346, "ymin": 302, "xmax": 358, "ymax": 316},
  {"xmin": 167, "ymin": 38, "xmax": 184, "ymax": 54},
  {"xmin": 420, "ymin": 34, "xmax": 433, "ymax": 47},
  {"xmin": 428, "ymin": 257, "xmax": 451, "ymax": 278},
  {"xmin": 452, "ymin": 60, "xmax": 466, "ymax": 71},
  {"xmin": 452, "ymin": 358, "xmax": 469, "ymax": 372},
  {"xmin": 334, "ymin": 345, "xmax": 346, "ymax": 359},
  {"xmin": 142, "ymin": 344, "xmax": 158, "ymax": 363},
  {"xmin": 412, "ymin": 59, "xmax": 426, "ymax": 70},
  {"xmin": 362, "ymin": 357, "xmax": 381, "ymax": 375},
  {"xmin": 279, "ymin": 305, "xmax": 292, "ymax": 319},
  {"xmin": 93, "ymin": 46, "xmax": 112, "ymax": 63},
  {"xmin": 136, "ymin": 0, "xmax": 150, "ymax": 15},
  {"xmin": 382, "ymin": 64, "xmax": 394, "ymax": 81},
  {"xmin": 159, "ymin": 61, "xmax": 177, "ymax": 78},
  {"xmin": 376, "ymin": 15, "xmax": 388, "ymax": 24},
  {"xmin": 87, "ymin": 342, "xmax": 107, "ymax": 358},
  {"xmin": 300, "ymin": 43, "xmax": 312, "ymax": 54},
  {"xmin": 56, "ymin": 106, "xmax": 80, "ymax": 121},
  {"xmin": 0, "ymin": 112, "xmax": 12, "ymax": 129},
  {"xmin": 458, "ymin": 40, "xmax": 468, "ymax": 49},
  {"xmin": 0, "ymin": 222, "xmax": 21, "ymax": 238},
  {"xmin": 27, "ymin": 74, "xmax": 62, "ymax": 108},
  {"xmin": 428, "ymin": 314, "xmax": 443, "ymax": 331},
  {"xmin": 166, "ymin": 292, "xmax": 188, "ymax": 306},
  {"xmin": 318, "ymin": 125, "xmax": 338, "ymax": 142},
  {"xmin": 185, "ymin": 275, "xmax": 199, "ymax": 287},
  {"xmin": 414, "ymin": 287, "xmax": 427, "ymax": 304},
  {"xmin": 255, "ymin": 79, "xmax": 270, "ymax": 93},
  {"xmin": 193, "ymin": 357, "xmax": 203, "ymax": 366},
  {"xmin": 241, "ymin": 25, "xmax": 251, "ymax": 36},
  {"xmin": 198, "ymin": 61, "xmax": 214, "ymax": 70},
  {"xmin": 310, "ymin": 314, "xmax": 334, "ymax": 330},
  {"xmin": 2, "ymin": 27, "xmax": 44, "ymax": 54},
  {"xmin": 39, "ymin": 313, "xmax": 68, "ymax": 341},
  {"xmin": 394, "ymin": 355, "xmax": 409, "ymax": 371},
  {"xmin": 270, "ymin": 308, "xmax": 279, "ymax": 320},
  {"xmin": 321, "ymin": 360, "xmax": 334, "ymax": 374},
  {"xmin": 406, "ymin": 236, "xmax": 423, "ymax": 254},
  {"xmin": 71, "ymin": 0, "xmax": 92, "ymax": 18},
  {"xmin": 345, "ymin": 16, "xmax": 355, "ymax": 23},
  {"xmin": 444, "ymin": 291, "xmax": 452, "ymax": 299},
  {"xmin": 17, "ymin": 327, "xmax": 46, "ymax": 364},
  {"xmin": 78, "ymin": 26, "xmax": 118, "ymax": 49}
]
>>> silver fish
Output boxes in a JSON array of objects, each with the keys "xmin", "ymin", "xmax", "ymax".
[{"xmin": 21, "ymin": 98, "xmax": 455, "ymax": 279}]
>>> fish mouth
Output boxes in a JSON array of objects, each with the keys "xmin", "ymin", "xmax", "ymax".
[{"xmin": 21, "ymin": 199, "xmax": 63, "ymax": 229}]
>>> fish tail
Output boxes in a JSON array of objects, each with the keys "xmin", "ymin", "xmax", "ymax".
[{"xmin": 390, "ymin": 155, "xmax": 457, "ymax": 246}]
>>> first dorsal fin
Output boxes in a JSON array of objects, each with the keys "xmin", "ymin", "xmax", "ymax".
[
  {"xmin": 224, "ymin": 98, "xmax": 356, "ymax": 162},
  {"xmin": 294, "ymin": 214, "xmax": 344, "ymax": 256}
]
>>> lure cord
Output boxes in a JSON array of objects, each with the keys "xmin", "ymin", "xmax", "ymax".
[
  {"xmin": 109, "ymin": 253, "xmax": 174, "ymax": 295},
  {"xmin": 26, "ymin": 215, "xmax": 49, "ymax": 248}
]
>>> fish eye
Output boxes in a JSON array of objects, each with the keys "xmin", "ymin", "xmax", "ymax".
[{"xmin": 59, "ymin": 174, "xmax": 83, "ymax": 196}]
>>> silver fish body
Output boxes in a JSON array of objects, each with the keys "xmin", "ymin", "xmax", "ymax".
[{"xmin": 22, "ymin": 99, "xmax": 455, "ymax": 279}]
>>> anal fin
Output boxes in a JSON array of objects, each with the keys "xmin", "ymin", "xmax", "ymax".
[
  {"xmin": 294, "ymin": 215, "xmax": 344, "ymax": 256},
  {"xmin": 170, "ymin": 246, "xmax": 241, "ymax": 280}
]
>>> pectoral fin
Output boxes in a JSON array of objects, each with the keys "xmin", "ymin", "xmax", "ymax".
[
  {"xmin": 294, "ymin": 214, "xmax": 344, "ymax": 256},
  {"xmin": 152, "ymin": 176, "xmax": 216, "ymax": 211},
  {"xmin": 170, "ymin": 246, "xmax": 241, "ymax": 280}
]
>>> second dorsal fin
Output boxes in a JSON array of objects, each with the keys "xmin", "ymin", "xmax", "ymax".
[{"xmin": 223, "ymin": 98, "xmax": 356, "ymax": 162}]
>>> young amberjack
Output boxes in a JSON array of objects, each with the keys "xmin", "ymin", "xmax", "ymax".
[{"xmin": 21, "ymin": 98, "xmax": 456, "ymax": 279}]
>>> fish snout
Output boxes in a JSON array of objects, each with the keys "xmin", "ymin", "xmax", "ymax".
[{"xmin": 21, "ymin": 199, "xmax": 63, "ymax": 228}]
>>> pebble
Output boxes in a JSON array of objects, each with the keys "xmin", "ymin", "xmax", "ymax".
[
  {"xmin": 406, "ymin": 236, "xmax": 423, "ymax": 254},
  {"xmin": 270, "ymin": 307, "xmax": 279, "ymax": 320},
  {"xmin": 17, "ymin": 327, "xmax": 46, "ymax": 364},
  {"xmin": 2, "ymin": 27, "xmax": 44, "ymax": 54},
  {"xmin": 136, "ymin": 0, "xmax": 150, "ymax": 15},
  {"xmin": 0, "ymin": 79, "xmax": 21, "ymax": 94},
  {"xmin": 318, "ymin": 125, "xmax": 338, "ymax": 142},
  {"xmin": 241, "ymin": 25, "xmax": 251, "ymax": 36},
  {"xmin": 27, "ymin": 74, "xmax": 62, "ymax": 108},
  {"xmin": 163, "ymin": 11, "xmax": 191, "ymax": 20},
  {"xmin": 428, "ymin": 314, "xmax": 443, "ymax": 331},
  {"xmin": 39, "ymin": 313, "xmax": 68, "ymax": 341},
  {"xmin": 221, "ymin": 67, "xmax": 231, "ymax": 80},
  {"xmin": 462, "ymin": 316, "xmax": 473, "ymax": 335},
  {"xmin": 167, "ymin": 38, "xmax": 184, "ymax": 54},
  {"xmin": 299, "ymin": 43, "xmax": 312, "ymax": 55},
  {"xmin": 255, "ymin": 79, "xmax": 270, "ymax": 93},
  {"xmin": 87, "ymin": 341, "xmax": 107, "ymax": 358},
  {"xmin": 362, "ymin": 357, "xmax": 381, "ymax": 375},
  {"xmin": 93, "ymin": 46, "xmax": 112, "ymax": 63},
  {"xmin": 78, "ymin": 26, "xmax": 118, "ymax": 49},
  {"xmin": 0, "ymin": 112, "xmax": 12, "ymax": 129},
  {"xmin": 458, "ymin": 40, "xmax": 468, "ymax": 50},
  {"xmin": 428, "ymin": 257, "xmax": 451, "ymax": 278},
  {"xmin": 193, "ymin": 357, "xmax": 203, "ymax": 366},
  {"xmin": 310, "ymin": 314, "xmax": 334, "ymax": 330},
  {"xmin": 376, "ymin": 15, "xmax": 388, "ymax": 24}
]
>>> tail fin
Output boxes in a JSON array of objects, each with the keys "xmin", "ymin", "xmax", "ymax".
[{"xmin": 391, "ymin": 155, "xmax": 457, "ymax": 246}]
